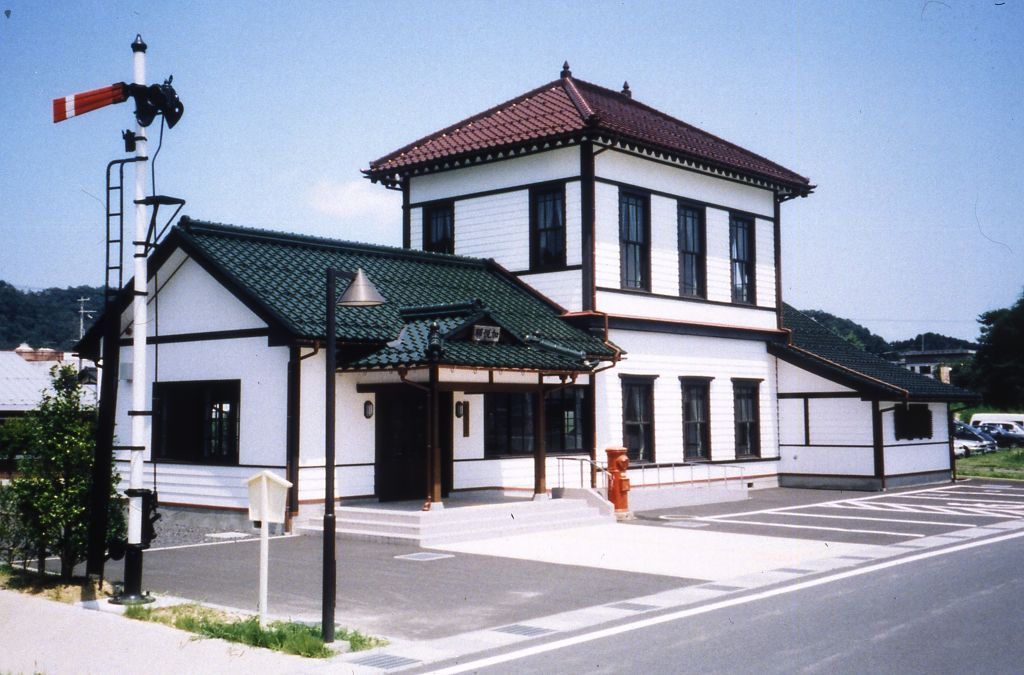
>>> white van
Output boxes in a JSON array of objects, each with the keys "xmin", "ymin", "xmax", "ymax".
[{"xmin": 971, "ymin": 413, "xmax": 1024, "ymax": 428}]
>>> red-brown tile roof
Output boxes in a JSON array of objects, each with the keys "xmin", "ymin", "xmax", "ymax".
[{"xmin": 366, "ymin": 69, "xmax": 811, "ymax": 193}]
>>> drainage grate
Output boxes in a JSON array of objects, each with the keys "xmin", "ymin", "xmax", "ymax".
[
  {"xmin": 701, "ymin": 583, "xmax": 744, "ymax": 592},
  {"xmin": 394, "ymin": 552, "xmax": 455, "ymax": 562},
  {"xmin": 493, "ymin": 624, "xmax": 554, "ymax": 637},
  {"xmin": 350, "ymin": 653, "xmax": 421, "ymax": 670},
  {"xmin": 607, "ymin": 601, "xmax": 660, "ymax": 612}
]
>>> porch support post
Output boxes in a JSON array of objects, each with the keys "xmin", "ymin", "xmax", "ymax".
[
  {"xmin": 533, "ymin": 386, "xmax": 548, "ymax": 499},
  {"xmin": 871, "ymin": 400, "xmax": 886, "ymax": 491},
  {"xmin": 285, "ymin": 345, "xmax": 301, "ymax": 525},
  {"xmin": 425, "ymin": 363, "xmax": 443, "ymax": 508}
]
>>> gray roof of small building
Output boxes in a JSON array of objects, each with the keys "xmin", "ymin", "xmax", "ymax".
[{"xmin": 772, "ymin": 305, "xmax": 980, "ymax": 402}]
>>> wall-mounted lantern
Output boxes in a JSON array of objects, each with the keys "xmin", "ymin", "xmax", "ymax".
[
  {"xmin": 455, "ymin": 401, "xmax": 465, "ymax": 418},
  {"xmin": 363, "ymin": 400, "xmax": 374, "ymax": 419}
]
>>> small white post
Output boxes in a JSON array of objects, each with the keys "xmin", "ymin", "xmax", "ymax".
[{"xmin": 259, "ymin": 483, "xmax": 269, "ymax": 628}]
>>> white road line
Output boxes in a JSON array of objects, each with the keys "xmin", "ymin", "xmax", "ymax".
[
  {"xmin": 701, "ymin": 485, "xmax": 956, "ymax": 520},
  {"xmin": 897, "ymin": 494, "xmax": 1024, "ymax": 506},
  {"xmin": 775, "ymin": 512, "xmax": 970, "ymax": 527},
  {"xmin": 426, "ymin": 529, "xmax": 1024, "ymax": 675},
  {"xmin": 692, "ymin": 518, "xmax": 926, "ymax": 538},
  {"xmin": 834, "ymin": 501, "xmax": 1000, "ymax": 516}
]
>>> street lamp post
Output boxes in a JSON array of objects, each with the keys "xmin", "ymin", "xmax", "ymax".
[{"xmin": 323, "ymin": 267, "xmax": 384, "ymax": 643}]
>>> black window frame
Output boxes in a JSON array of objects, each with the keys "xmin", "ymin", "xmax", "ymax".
[
  {"xmin": 619, "ymin": 190, "xmax": 651, "ymax": 291},
  {"xmin": 621, "ymin": 376, "xmax": 656, "ymax": 462},
  {"xmin": 152, "ymin": 379, "xmax": 240, "ymax": 465},
  {"xmin": 894, "ymin": 403, "xmax": 933, "ymax": 440},
  {"xmin": 529, "ymin": 183, "xmax": 567, "ymax": 272},
  {"xmin": 680, "ymin": 377, "xmax": 712, "ymax": 461},
  {"xmin": 678, "ymin": 202, "xmax": 706, "ymax": 298},
  {"xmin": 484, "ymin": 387, "xmax": 590, "ymax": 458},
  {"xmin": 733, "ymin": 379, "xmax": 761, "ymax": 458},
  {"xmin": 729, "ymin": 213, "xmax": 755, "ymax": 305},
  {"xmin": 423, "ymin": 201, "xmax": 455, "ymax": 254}
]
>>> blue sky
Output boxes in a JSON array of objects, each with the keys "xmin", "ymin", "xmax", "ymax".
[{"xmin": 1, "ymin": 1, "xmax": 1021, "ymax": 342}]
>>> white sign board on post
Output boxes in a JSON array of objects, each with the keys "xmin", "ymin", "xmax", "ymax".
[{"xmin": 244, "ymin": 470, "xmax": 292, "ymax": 627}]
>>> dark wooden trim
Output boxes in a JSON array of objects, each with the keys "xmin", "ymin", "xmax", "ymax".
[
  {"xmin": 533, "ymin": 386, "xmax": 547, "ymax": 494},
  {"xmin": 286, "ymin": 346, "xmax": 301, "ymax": 517},
  {"xmin": 595, "ymin": 286, "xmax": 778, "ymax": 311},
  {"xmin": 884, "ymin": 468, "xmax": 956, "ymax": 479},
  {"xmin": 593, "ymin": 175, "xmax": 775, "ymax": 223},
  {"xmin": 885, "ymin": 440, "xmax": 948, "ymax": 448},
  {"xmin": 777, "ymin": 472, "xmax": 875, "ymax": 480},
  {"xmin": 773, "ymin": 195, "xmax": 783, "ymax": 330},
  {"xmin": 618, "ymin": 373, "xmax": 660, "ymax": 381},
  {"xmin": 777, "ymin": 392, "xmax": 862, "ymax": 399},
  {"xmin": 142, "ymin": 460, "xmax": 285, "ymax": 470},
  {"xmin": 402, "ymin": 180, "xmax": 411, "ymax": 249},
  {"xmin": 607, "ymin": 315, "xmax": 787, "ymax": 343},
  {"xmin": 803, "ymin": 397, "xmax": 811, "ymax": 445},
  {"xmin": 512, "ymin": 264, "xmax": 583, "ymax": 276},
  {"xmin": 677, "ymin": 376, "xmax": 714, "ymax": 383},
  {"xmin": 872, "ymin": 400, "xmax": 885, "ymax": 488},
  {"xmin": 428, "ymin": 363, "xmax": 442, "ymax": 504},
  {"xmin": 295, "ymin": 462, "xmax": 376, "ymax": 469},
  {"xmin": 731, "ymin": 377, "xmax": 765, "ymax": 384},
  {"xmin": 769, "ymin": 343, "xmax": 906, "ymax": 399},
  {"xmin": 581, "ymin": 140, "xmax": 596, "ymax": 311},
  {"xmin": 407, "ymin": 176, "xmax": 582, "ymax": 209},
  {"xmin": 779, "ymin": 443, "xmax": 874, "ymax": 449},
  {"xmin": 588, "ymin": 376, "xmax": 597, "ymax": 488},
  {"xmin": 453, "ymin": 451, "xmax": 587, "ymax": 462},
  {"xmin": 356, "ymin": 381, "xmax": 584, "ymax": 394},
  {"xmin": 947, "ymin": 407, "xmax": 956, "ymax": 481},
  {"xmin": 117, "ymin": 327, "xmax": 270, "ymax": 347}
]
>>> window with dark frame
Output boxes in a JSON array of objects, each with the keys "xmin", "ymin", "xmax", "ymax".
[
  {"xmin": 484, "ymin": 388, "xmax": 589, "ymax": 457},
  {"xmin": 729, "ymin": 214, "xmax": 755, "ymax": 304},
  {"xmin": 621, "ymin": 378, "xmax": 655, "ymax": 462},
  {"xmin": 681, "ymin": 378, "xmax": 711, "ymax": 461},
  {"xmin": 733, "ymin": 380, "xmax": 760, "ymax": 457},
  {"xmin": 678, "ymin": 203, "xmax": 705, "ymax": 298},
  {"xmin": 894, "ymin": 403, "xmax": 933, "ymax": 440},
  {"xmin": 153, "ymin": 380, "xmax": 240, "ymax": 465},
  {"xmin": 423, "ymin": 202, "xmax": 454, "ymax": 254},
  {"xmin": 530, "ymin": 184, "xmax": 566, "ymax": 272},
  {"xmin": 619, "ymin": 191, "xmax": 650, "ymax": 291}
]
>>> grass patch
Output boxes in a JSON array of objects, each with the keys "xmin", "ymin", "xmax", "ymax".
[
  {"xmin": 0, "ymin": 565, "xmax": 113, "ymax": 604},
  {"xmin": 123, "ymin": 603, "xmax": 386, "ymax": 657},
  {"xmin": 957, "ymin": 448, "xmax": 1024, "ymax": 480}
]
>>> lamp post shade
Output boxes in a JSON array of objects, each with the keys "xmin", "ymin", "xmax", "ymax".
[{"xmin": 338, "ymin": 268, "xmax": 385, "ymax": 307}]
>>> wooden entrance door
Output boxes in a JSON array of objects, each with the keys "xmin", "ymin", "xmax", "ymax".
[{"xmin": 375, "ymin": 389, "xmax": 452, "ymax": 502}]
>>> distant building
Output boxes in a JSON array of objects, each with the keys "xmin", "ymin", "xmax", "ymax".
[{"xmin": 896, "ymin": 348, "xmax": 975, "ymax": 384}]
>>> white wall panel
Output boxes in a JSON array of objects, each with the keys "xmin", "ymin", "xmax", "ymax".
[
  {"xmin": 778, "ymin": 446, "xmax": 874, "ymax": 476},
  {"xmin": 778, "ymin": 398, "xmax": 805, "ymax": 446},
  {"xmin": 595, "ymin": 291, "xmax": 778, "ymax": 329},
  {"xmin": 705, "ymin": 208, "xmax": 731, "ymax": 304},
  {"xmin": 595, "ymin": 149, "xmax": 774, "ymax": 217},
  {"xmin": 453, "ymin": 191, "xmax": 529, "ymax": 269},
  {"xmin": 809, "ymin": 398, "xmax": 873, "ymax": 446},
  {"xmin": 884, "ymin": 443, "xmax": 950, "ymax": 475},
  {"xmin": 649, "ymin": 194, "xmax": 678, "ymax": 296},
  {"xmin": 594, "ymin": 182, "xmax": 620, "ymax": 289},
  {"xmin": 755, "ymin": 218, "xmax": 776, "ymax": 309},
  {"xmin": 776, "ymin": 360, "xmax": 857, "ymax": 395},
  {"xmin": 518, "ymin": 270, "xmax": 582, "ymax": 311},
  {"xmin": 409, "ymin": 146, "xmax": 580, "ymax": 203},
  {"xmin": 148, "ymin": 258, "xmax": 265, "ymax": 335}
]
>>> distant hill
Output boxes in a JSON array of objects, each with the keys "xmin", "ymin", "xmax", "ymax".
[
  {"xmin": 889, "ymin": 332, "xmax": 976, "ymax": 352},
  {"xmin": 0, "ymin": 281, "xmax": 103, "ymax": 351},
  {"xmin": 799, "ymin": 309, "xmax": 894, "ymax": 356}
]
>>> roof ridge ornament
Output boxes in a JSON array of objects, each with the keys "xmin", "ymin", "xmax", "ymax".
[
  {"xmin": 561, "ymin": 61, "xmax": 572, "ymax": 78},
  {"xmin": 621, "ymin": 81, "xmax": 631, "ymax": 98}
]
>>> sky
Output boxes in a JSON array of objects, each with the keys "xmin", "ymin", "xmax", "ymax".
[{"xmin": 1, "ymin": 1, "xmax": 1021, "ymax": 343}]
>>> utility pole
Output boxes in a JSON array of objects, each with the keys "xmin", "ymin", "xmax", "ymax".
[{"xmin": 77, "ymin": 296, "xmax": 94, "ymax": 340}]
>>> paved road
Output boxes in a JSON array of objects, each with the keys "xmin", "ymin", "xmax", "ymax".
[{"xmin": 434, "ymin": 523, "xmax": 1024, "ymax": 674}]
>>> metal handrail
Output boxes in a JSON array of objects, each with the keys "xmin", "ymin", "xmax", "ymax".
[
  {"xmin": 625, "ymin": 461, "xmax": 746, "ymax": 491},
  {"xmin": 555, "ymin": 456, "xmax": 612, "ymax": 490}
]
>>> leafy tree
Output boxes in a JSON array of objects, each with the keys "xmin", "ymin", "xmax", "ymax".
[
  {"xmin": 957, "ymin": 291, "xmax": 1024, "ymax": 408},
  {"xmin": 889, "ymin": 332, "xmax": 977, "ymax": 352},
  {"xmin": 7, "ymin": 365, "xmax": 124, "ymax": 579}
]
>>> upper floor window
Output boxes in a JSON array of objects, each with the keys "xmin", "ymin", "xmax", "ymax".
[
  {"xmin": 621, "ymin": 376, "xmax": 655, "ymax": 462},
  {"xmin": 678, "ymin": 203, "xmax": 705, "ymax": 298},
  {"xmin": 729, "ymin": 214, "xmax": 755, "ymax": 304},
  {"xmin": 733, "ymin": 379, "xmax": 760, "ymax": 457},
  {"xmin": 153, "ymin": 380, "xmax": 240, "ymax": 465},
  {"xmin": 681, "ymin": 377, "xmax": 712, "ymax": 461},
  {"xmin": 530, "ymin": 184, "xmax": 566, "ymax": 272},
  {"xmin": 619, "ymin": 191, "xmax": 650, "ymax": 291},
  {"xmin": 423, "ymin": 202, "xmax": 454, "ymax": 254}
]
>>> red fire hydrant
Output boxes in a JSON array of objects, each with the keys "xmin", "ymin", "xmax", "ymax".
[{"xmin": 605, "ymin": 446, "xmax": 630, "ymax": 516}]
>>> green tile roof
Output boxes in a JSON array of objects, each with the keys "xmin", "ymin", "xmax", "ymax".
[
  {"xmin": 773, "ymin": 304, "xmax": 979, "ymax": 402},
  {"xmin": 175, "ymin": 218, "xmax": 613, "ymax": 372}
]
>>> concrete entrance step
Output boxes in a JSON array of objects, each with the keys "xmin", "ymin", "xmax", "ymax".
[{"xmin": 294, "ymin": 496, "xmax": 613, "ymax": 546}]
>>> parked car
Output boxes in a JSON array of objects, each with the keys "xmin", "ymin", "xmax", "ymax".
[
  {"xmin": 970, "ymin": 413, "xmax": 1024, "ymax": 428},
  {"xmin": 954, "ymin": 422, "xmax": 997, "ymax": 456},
  {"xmin": 977, "ymin": 422, "xmax": 1024, "ymax": 449}
]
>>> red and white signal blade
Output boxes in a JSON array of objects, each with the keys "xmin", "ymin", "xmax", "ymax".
[{"xmin": 52, "ymin": 83, "xmax": 127, "ymax": 123}]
